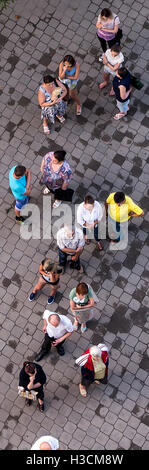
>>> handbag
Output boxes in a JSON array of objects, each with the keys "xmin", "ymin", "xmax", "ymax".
[
  {"xmin": 130, "ymin": 74, "xmax": 144, "ymax": 90},
  {"xmin": 18, "ymin": 386, "xmax": 38, "ymax": 401},
  {"xmin": 54, "ymin": 187, "xmax": 74, "ymax": 202}
]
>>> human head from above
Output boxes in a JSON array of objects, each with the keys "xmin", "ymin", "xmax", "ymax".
[
  {"xmin": 24, "ymin": 362, "xmax": 36, "ymax": 376},
  {"xmin": 76, "ymin": 282, "xmax": 89, "ymax": 301},
  {"xmin": 114, "ymin": 192, "xmax": 126, "ymax": 206},
  {"xmin": 63, "ymin": 54, "xmax": 76, "ymax": 69},
  {"xmin": 40, "ymin": 442, "xmax": 52, "ymax": 450},
  {"xmin": 110, "ymin": 44, "xmax": 121, "ymax": 57},
  {"xmin": 116, "ymin": 67, "xmax": 129, "ymax": 79},
  {"xmin": 14, "ymin": 165, "xmax": 26, "ymax": 178},
  {"xmin": 64, "ymin": 224, "xmax": 75, "ymax": 238},
  {"xmin": 42, "ymin": 259, "xmax": 62, "ymax": 275},
  {"xmin": 84, "ymin": 194, "xmax": 94, "ymax": 211},
  {"xmin": 90, "ymin": 346, "xmax": 101, "ymax": 361},
  {"xmin": 52, "ymin": 150, "xmax": 66, "ymax": 165},
  {"xmin": 100, "ymin": 7, "xmax": 113, "ymax": 21},
  {"xmin": 43, "ymin": 74, "xmax": 55, "ymax": 86},
  {"xmin": 48, "ymin": 314, "xmax": 60, "ymax": 327}
]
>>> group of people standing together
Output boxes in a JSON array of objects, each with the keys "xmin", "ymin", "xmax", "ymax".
[
  {"xmin": 6, "ymin": 6, "xmax": 145, "ymax": 449},
  {"xmin": 38, "ymin": 6, "xmax": 133, "ymax": 134}
]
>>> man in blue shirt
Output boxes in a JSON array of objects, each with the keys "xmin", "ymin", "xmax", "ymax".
[
  {"xmin": 9, "ymin": 165, "xmax": 31, "ymax": 223},
  {"xmin": 113, "ymin": 67, "xmax": 132, "ymax": 120}
]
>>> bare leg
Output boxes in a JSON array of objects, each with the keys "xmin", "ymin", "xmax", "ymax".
[
  {"xmin": 98, "ymin": 72, "xmax": 110, "ymax": 89},
  {"xmin": 69, "ymin": 88, "xmax": 81, "ymax": 113},
  {"xmin": 32, "ymin": 277, "xmax": 47, "ymax": 294}
]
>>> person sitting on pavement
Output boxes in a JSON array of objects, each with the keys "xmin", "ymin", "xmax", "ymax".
[{"xmin": 35, "ymin": 312, "xmax": 73, "ymax": 361}]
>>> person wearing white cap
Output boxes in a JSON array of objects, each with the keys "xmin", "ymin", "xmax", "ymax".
[
  {"xmin": 76, "ymin": 344, "xmax": 109, "ymax": 397},
  {"xmin": 31, "ymin": 435, "xmax": 59, "ymax": 450}
]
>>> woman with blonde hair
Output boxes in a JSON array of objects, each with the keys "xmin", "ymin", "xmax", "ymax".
[
  {"xmin": 28, "ymin": 258, "xmax": 63, "ymax": 305},
  {"xmin": 96, "ymin": 7, "xmax": 121, "ymax": 62},
  {"xmin": 76, "ymin": 344, "xmax": 109, "ymax": 397}
]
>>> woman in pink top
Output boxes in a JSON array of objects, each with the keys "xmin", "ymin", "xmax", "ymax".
[{"xmin": 96, "ymin": 8, "xmax": 121, "ymax": 62}]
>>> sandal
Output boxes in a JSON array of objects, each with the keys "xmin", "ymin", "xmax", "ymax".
[
  {"xmin": 76, "ymin": 105, "xmax": 82, "ymax": 116},
  {"xmin": 42, "ymin": 187, "xmax": 51, "ymax": 195},
  {"xmin": 73, "ymin": 321, "xmax": 79, "ymax": 331},
  {"xmin": 43, "ymin": 125, "xmax": 50, "ymax": 134},
  {"xmin": 81, "ymin": 324, "xmax": 87, "ymax": 333},
  {"xmin": 53, "ymin": 200, "xmax": 62, "ymax": 208},
  {"xmin": 56, "ymin": 115, "xmax": 65, "ymax": 124},
  {"xmin": 38, "ymin": 401, "xmax": 44, "ymax": 412},
  {"xmin": 98, "ymin": 82, "xmax": 107, "ymax": 90},
  {"xmin": 98, "ymin": 242, "xmax": 103, "ymax": 251},
  {"xmin": 85, "ymin": 239, "xmax": 90, "ymax": 245},
  {"xmin": 113, "ymin": 113, "xmax": 126, "ymax": 120},
  {"xmin": 109, "ymin": 88, "xmax": 115, "ymax": 96},
  {"xmin": 79, "ymin": 384, "xmax": 87, "ymax": 397}
]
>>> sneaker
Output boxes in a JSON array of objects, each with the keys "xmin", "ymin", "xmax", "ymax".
[
  {"xmin": 48, "ymin": 295, "xmax": 55, "ymax": 305},
  {"xmin": 16, "ymin": 216, "xmax": 26, "ymax": 224},
  {"xmin": 98, "ymin": 53, "xmax": 104, "ymax": 62},
  {"xmin": 57, "ymin": 345, "xmax": 65, "ymax": 356},
  {"xmin": 28, "ymin": 292, "xmax": 36, "ymax": 301}
]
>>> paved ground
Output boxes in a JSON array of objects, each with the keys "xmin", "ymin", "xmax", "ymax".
[{"xmin": 0, "ymin": 0, "xmax": 149, "ymax": 451}]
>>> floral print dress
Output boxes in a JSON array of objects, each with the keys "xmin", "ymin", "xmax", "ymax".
[
  {"xmin": 40, "ymin": 152, "xmax": 72, "ymax": 190},
  {"xmin": 39, "ymin": 85, "xmax": 66, "ymax": 124}
]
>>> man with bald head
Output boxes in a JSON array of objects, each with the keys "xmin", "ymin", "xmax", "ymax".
[
  {"xmin": 31, "ymin": 435, "xmax": 59, "ymax": 450},
  {"xmin": 35, "ymin": 311, "xmax": 73, "ymax": 361}
]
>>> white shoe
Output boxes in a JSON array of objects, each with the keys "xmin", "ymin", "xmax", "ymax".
[
  {"xmin": 53, "ymin": 200, "xmax": 62, "ymax": 208},
  {"xmin": 99, "ymin": 54, "xmax": 104, "ymax": 62},
  {"xmin": 43, "ymin": 187, "xmax": 50, "ymax": 195}
]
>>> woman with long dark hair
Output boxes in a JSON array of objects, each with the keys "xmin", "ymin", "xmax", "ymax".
[{"xmin": 59, "ymin": 55, "xmax": 81, "ymax": 115}]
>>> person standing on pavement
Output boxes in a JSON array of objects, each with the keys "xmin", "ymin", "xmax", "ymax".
[
  {"xmin": 96, "ymin": 8, "xmax": 121, "ymax": 62},
  {"xmin": 57, "ymin": 225, "xmax": 85, "ymax": 274},
  {"xmin": 19, "ymin": 361, "xmax": 46, "ymax": 412},
  {"xmin": 35, "ymin": 312, "xmax": 73, "ymax": 361},
  {"xmin": 76, "ymin": 344, "xmax": 109, "ymax": 397},
  {"xmin": 39, "ymin": 150, "xmax": 72, "ymax": 209},
  {"xmin": 77, "ymin": 194, "xmax": 103, "ymax": 251},
  {"xmin": 105, "ymin": 191, "xmax": 144, "ymax": 248},
  {"xmin": 28, "ymin": 258, "xmax": 63, "ymax": 305},
  {"xmin": 98, "ymin": 44, "xmax": 124, "ymax": 95},
  {"xmin": 31, "ymin": 435, "xmax": 59, "ymax": 450},
  {"xmin": 113, "ymin": 67, "xmax": 132, "ymax": 120},
  {"xmin": 59, "ymin": 55, "xmax": 82, "ymax": 115},
  {"xmin": 69, "ymin": 282, "xmax": 94, "ymax": 333},
  {"xmin": 9, "ymin": 165, "xmax": 31, "ymax": 224}
]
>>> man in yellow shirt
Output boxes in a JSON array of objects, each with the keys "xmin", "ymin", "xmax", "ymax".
[{"xmin": 105, "ymin": 191, "xmax": 144, "ymax": 248}]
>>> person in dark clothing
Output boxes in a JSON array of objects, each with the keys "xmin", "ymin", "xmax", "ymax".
[
  {"xmin": 113, "ymin": 67, "xmax": 132, "ymax": 120},
  {"xmin": 19, "ymin": 362, "xmax": 46, "ymax": 412}
]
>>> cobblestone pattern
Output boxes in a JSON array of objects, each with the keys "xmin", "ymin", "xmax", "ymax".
[{"xmin": 0, "ymin": 0, "xmax": 149, "ymax": 451}]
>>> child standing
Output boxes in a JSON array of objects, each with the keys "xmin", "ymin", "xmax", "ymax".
[{"xmin": 29, "ymin": 259, "xmax": 62, "ymax": 305}]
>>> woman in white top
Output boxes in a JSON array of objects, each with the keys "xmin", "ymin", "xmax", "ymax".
[
  {"xmin": 77, "ymin": 194, "xmax": 103, "ymax": 251},
  {"xmin": 31, "ymin": 435, "xmax": 59, "ymax": 450},
  {"xmin": 98, "ymin": 44, "xmax": 124, "ymax": 95}
]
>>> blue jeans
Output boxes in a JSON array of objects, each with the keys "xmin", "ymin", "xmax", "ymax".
[
  {"xmin": 116, "ymin": 99, "xmax": 130, "ymax": 113},
  {"xmin": 108, "ymin": 216, "xmax": 128, "ymax": 243},
  {"xmin": 58, "ymin": 248, "xmax": 81, "ymax": 270},
  {"xmin": 83, "ymin": 225, "xmax": 101, "ymax": 242}
]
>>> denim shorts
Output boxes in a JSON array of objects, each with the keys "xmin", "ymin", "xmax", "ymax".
[
  {"xmin": 116, "ymin": 99, "xmax": 130, "ymax": 113},
  {"xmin": 15, "ymin": 196, "xmax": 29, "ymax": 210}
]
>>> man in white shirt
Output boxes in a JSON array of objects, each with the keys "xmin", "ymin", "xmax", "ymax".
[
  {"xmin": 31, "ymin": 435, "xmax": 59, "ymax": 450},
  {"xmin": 57, "ymin": 224, "xmax": 85, "ymax": 273},
  {"xmin": 35, "ymin": 311, "xmax": 73, "ymax": 361},
  {"xmin": 77, "ymin": 194, "xmax": 104, "ymax": 250}
]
